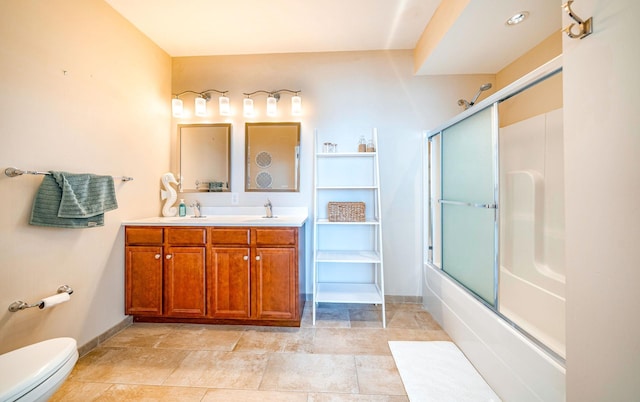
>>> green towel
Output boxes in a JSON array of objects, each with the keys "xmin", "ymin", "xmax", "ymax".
[{"xmin": 29, "ymin": 172, "xmax": 118, "ymax": 228}]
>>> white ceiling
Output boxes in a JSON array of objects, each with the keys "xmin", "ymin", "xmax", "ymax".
[{"xmin": 104, "ymin": 0, "xmax": 561, "ymax": 75}]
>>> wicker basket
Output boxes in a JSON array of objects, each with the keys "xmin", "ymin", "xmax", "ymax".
[{"xmin": 328, "ymin": 202, "xmax": 365, "ymax": 222}]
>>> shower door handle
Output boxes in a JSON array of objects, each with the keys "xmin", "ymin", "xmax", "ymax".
[{"xmin": 438, "ymin": 199, "xmax": 497, "ymax": 209}]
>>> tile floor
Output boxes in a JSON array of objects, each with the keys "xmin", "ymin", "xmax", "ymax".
[{"xmin": 52, "ymin": 302, "xmax": 450, "ymax": 401}]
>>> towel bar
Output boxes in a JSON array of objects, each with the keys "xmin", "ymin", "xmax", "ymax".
[{"xmin": 4, "ymin": 167, "xmax": 133, "ymax": 181}]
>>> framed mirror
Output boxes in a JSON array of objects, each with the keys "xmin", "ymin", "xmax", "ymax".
[
  {"xmin": 245, "ymin": 122, "xmax": 300, "ymax": 192},
  {"xmin": 179, "ymin": 123, "xmax": 231, "ymax": 192}
]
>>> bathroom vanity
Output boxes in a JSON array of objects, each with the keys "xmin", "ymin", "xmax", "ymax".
[{"xmin": 122, "ymin": 212, "xmax": 307, "ymax": 327}]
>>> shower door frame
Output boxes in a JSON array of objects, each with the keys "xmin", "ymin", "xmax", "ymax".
[{"xmin": 424, "ymin": 55, "xmax": 564, "ymax": 363}]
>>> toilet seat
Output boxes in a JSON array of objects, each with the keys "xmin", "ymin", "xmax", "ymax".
[{"xmin": 0, "ymin": 337, "xmax": 78, "ymax": 402}]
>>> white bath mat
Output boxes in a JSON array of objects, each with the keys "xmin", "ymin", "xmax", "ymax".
[{"xmin": 389, "ymin": 341, "xmax": 501, "ymax": 402}]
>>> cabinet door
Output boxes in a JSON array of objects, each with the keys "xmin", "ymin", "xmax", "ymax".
[
  {"xmin": 125, "ymin": 246, "xmax": 163, "ymax": 316},
  {"xmin": 208, "ymin": 247, "xmax": 251, "ymax": 319},
  {"xmin": 255, "ymin": 247, "xmax": 297, "ymax": 320},
  {"xmin": 164, "ymin": 246, "xmax": 206, "ymax": 317}
]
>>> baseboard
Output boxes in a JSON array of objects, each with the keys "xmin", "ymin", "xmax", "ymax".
[{"xmin": 77, "ymin": 316, "xmax": 133, "ymax": 357}]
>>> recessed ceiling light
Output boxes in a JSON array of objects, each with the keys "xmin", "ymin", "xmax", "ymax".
[{"xmin": 506, "ymin": 11, "xmax": 529, "ymax": 26}]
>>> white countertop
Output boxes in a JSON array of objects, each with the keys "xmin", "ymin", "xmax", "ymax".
[{"xmin": 122, "ymin": 207, "xmax": 308, "ymax": 227}]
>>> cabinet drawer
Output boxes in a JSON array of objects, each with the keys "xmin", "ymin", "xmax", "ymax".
[
  {"xmin": 166, "ymin": 228, "xmax": 207, "ymax": 245},
  {"xmin": 126, "ymin": 227, "xmax": 163, "ymax": 245},
  {"xmin": 255, "ymin": 228, "xmax": 296, "ymax": 246},
  {"xmin": 210, "ymin": 228, "xmax": 250, "ymax": 245}
]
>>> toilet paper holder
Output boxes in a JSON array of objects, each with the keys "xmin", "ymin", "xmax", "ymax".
[{"xmin": 8, "ymin": 285, "xmax": 73, "ymax": 312}]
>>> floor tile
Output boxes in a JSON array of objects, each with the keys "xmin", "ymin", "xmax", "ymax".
[
  {"xmin": 307, "ymin": 307, "xmax": 352, "ymax": 328},
  {"xmin": 355, "ymin": 355, "xmax": 407, "ymax": 395},
  {"xmin": 49, "ymin": 381, "xmax": 112, "ymax": 401},
  {"xmin": 202, "ymin": 389, "xmax": 309, "ymax": 401},
  {"xmin": 94, "ymin": 384, "xmax": 206, "ymax": 401},
  {"xmin": 348, "ymin": 309, "xmax": 385, "ymax": 328},
  {"xmin": 234, "ymin": 327, "xmax": 314, "ymax": 353},
  {"xmin": 308, "ymin": 393, "xmax": 409, "ymax": 401},
  {"xmin": 100, "ymin": 323, "xmax": 177, "ymax": 348},
  {"xmin": 154, "ymin": 324, "xmax": 243, "ymax": 351},
  {"xmin": 163, "ymin": 350, "xmax": 269, "ymax": 389},
  {"xmin": 313, "ymin": 328, "xmax": 390, "ymax": 355},
  {"xmin": 69, "ymin": 347, "xmax": 189, "ymax": 385},
  {"xmin": 260, "ymin": 353, "xmax": 358, "ymax": 393}
]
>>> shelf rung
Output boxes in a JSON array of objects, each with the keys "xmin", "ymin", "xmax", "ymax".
[
  {"xmin": 315, "ymin": 283, "xmax": 383, "ymax": 304},
  {"xmin": 316, "ymin": 219, "xmax": 379, "ymax": 225},
  {"xmin": 316, "ymin": 250, "xmax": 380, "ymax": 263}
]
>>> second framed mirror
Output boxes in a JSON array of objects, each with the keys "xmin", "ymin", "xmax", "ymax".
[{"xmin": 245, "ymin": 122, "xmax": 300, "ymax": 192}]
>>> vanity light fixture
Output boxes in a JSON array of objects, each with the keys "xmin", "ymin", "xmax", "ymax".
[
  {"xmin": 291, "ymin": 93, "xmax": 302, "ymax": 116},
  {"xmin": 194, "ymin": 95, "xmax": 207, "ymax": 116},
  {"xmin": 242, "ymin": 89, "xmax": 302, "ymax": 117},
  {"xmin": 243, "ymin": 97, "xmax": 255, "ymax": 117},
  {"xmin": 506, "ymin": 11, "xmax": 529, "ymax": 26},
  {"xmin": 171, "ymin": 89, "xmax": 230, "ymax": 117},
  {"xmin": 172, "ymin": 97, "xmax": 184, "ymax": 117},
  {"xmin": 266, "ymin": 95, "xmax": 278, "ymax": 116}
]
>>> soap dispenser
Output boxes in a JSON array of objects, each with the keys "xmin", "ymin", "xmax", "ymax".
[{"xmin": 178, "ymin": 199, "xmax": 186, "ymax": 217}]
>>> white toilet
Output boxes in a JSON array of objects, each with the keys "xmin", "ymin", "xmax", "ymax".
[{"xmin": 0, "ymin": 337, "xmax": 78, "ymax": 402}]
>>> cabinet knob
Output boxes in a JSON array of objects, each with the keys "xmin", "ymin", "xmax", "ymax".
[
  {"xmin": 255, "ymin": 256, "xmax": 261, "ymax": 261},
  {"xmin": 154, "ymin": 254, "xmax": 161, "ymax": 260},
  {"xmin": 243, "ymin": 256, "xmax": 249, "ymax": 261},
  {"xmin": 166, "ymin": 254, "xmax": 172, "ymax": 260}
]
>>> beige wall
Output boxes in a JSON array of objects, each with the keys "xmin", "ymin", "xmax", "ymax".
[
  {"xmin": 496, "ymin": 31, "xmax": 563, "ymax": 127},
  {"xmin": 0, "ymin": 0, "xmax": 171, "ymax": 352},
  {"xmin": 563, "ymin": 0, "xmax": 640, "ymax": 399}
]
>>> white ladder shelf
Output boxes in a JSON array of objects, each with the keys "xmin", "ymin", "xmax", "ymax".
[{"xmin": 312, "ymin": 129, "xmax": 386, "ymax": 327}]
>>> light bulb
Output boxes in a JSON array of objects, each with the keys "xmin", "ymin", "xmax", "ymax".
[
  {"xmin": 266, "ymin": 95, "xmax": 277, "ymax": 116},
  {"xmin": 291, "ymin": 95, "xmax": 302, "ymax": 115},
  {"xmin": 195, "ymin": 96, "xmax": 207, "ymax": 117},
  {"xmin": 219, "ymin": 95, "xmax": 230, "ymax": 116},
  {"xmin": 243, "ymin": 98, "xmax": 254, "ymax": 117},
  {"xmin": 172, "ymin": 98, "xmax": 183, "ymax": 117}
]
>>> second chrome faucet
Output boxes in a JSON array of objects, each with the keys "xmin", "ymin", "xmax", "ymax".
[
  {"xmin": 191, "ymin": 200, "xmax": 203, "ymax": 218},
  {"xmin": 264, "ymin": 198, "xmax": 273, "ymax": 218}
]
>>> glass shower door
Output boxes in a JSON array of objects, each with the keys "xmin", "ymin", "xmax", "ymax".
[{"xmin": 440, "ymin": 106, "xmax": 497, "ymax": 306}]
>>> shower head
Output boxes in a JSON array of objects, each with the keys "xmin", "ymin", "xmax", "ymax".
[
  {"xmin": 469, "ymin": 83, "xmax": 493, "ymax": 106},
  {"xmin": 457, "ymin": 99, "xmax": 470, "ymax": 109}
]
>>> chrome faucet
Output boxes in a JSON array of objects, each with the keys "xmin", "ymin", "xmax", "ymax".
[
  {"xmin": 191, "ymin": 200, "xmax": 202, "ymax": 217},
  {"xmin": 264, "ymin": 198, "xmax": 273, "ymax": 218}
]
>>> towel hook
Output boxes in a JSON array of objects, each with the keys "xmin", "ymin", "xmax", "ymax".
[{"xmin": 562, "ymin": 1, "xmax": 593, "ymax": 39}]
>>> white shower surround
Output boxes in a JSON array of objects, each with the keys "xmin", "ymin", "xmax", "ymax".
[{"xmin": 499, "ymin": 108, "xmax": 566, "ymax": 358}]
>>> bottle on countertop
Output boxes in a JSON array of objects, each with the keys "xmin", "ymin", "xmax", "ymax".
[{"xmin": 178, "ymin": 199, "xmax": 186, "ymax": 217}]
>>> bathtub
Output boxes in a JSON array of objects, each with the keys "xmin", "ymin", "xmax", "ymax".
[
  {"xmin": 499, "ymin": 266, "xmax": 565, "ymax": 358},
  {"xmin": 423, "ymin": 263, "xmax": 566, "ymax": 402}
]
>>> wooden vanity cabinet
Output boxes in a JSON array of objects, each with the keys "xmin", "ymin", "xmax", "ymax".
[
  {"xmin": 163, "ymin": 228, "xmax": 207, "ymax": 318},
  {"xmin": 254, "ymin": 228, "xmax": 298, "ymax": 321},
  {"xmin": 208, "ymin": 228, "xmax": 252, "ymax": 319},
  {"xmin": 125, "ymin": 227, "xmax": 163, "ymax": 316},
  {"xmin": 208, "ymin": 227, "xmax": 304, "ymax": 324},
  {"xmin": 124, "ymin": 227, "xmax": 206, "ymax": 318},
  {"xmin": 125, "ymin": 224, "xmax": 304, "ymax": 326}
]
